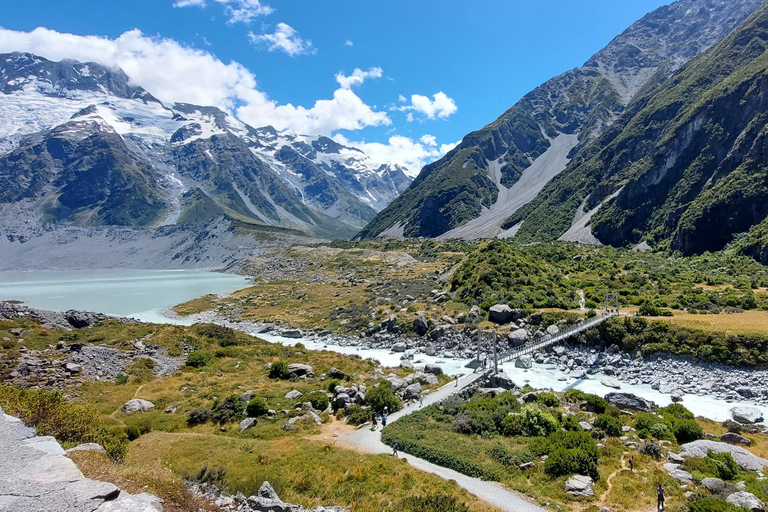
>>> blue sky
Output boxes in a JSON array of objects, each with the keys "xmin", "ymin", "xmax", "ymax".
[{"xmin": 0, "ymin": 0, "xmax": 669, "ymax": 173}]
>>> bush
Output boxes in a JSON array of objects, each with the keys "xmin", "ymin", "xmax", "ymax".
[
  {"xmin": 662, "ymin": 403, "xmax": 695, "ymax": 420},
  {"xmin": 536, "ymin": 392, "xmax": 559, "ymax": 407},
  {"xmin": 649, "ymin": 422, "xmax": 674, "ymax": 441},
  {"xmin": 565, "ymin": 389, "xmax": 586, "ymax": 402},
  {"xmin": 442, "ymin": 395, "xmax": 466, "ymax": 415},
  {"xmin": 673, "ymin": 419, "xmax": 703, "ymax": 444},
  {"xmin": 722, "ymin": 419, "xmax": 742, "ymax": 434},
  {"xmin": 635, "ymin": 412, "xmax": 664, "ymax": 431},
  {"xmin": 393, "ymin": 494, "xmax": 469, "ymax": 512},
  {"xmin": 639, "ymin": 440, "xmax": 664, "ymax": 459},
  {"xmin": 190, "ymin": 463, "xmax": 227, "ymax": 487},
  {"xmin": 125, "ymin": 425, "xmax": 141, "ymax": 441},
  {"xmin": 246, "ymin": 397, "xmax": 269, "ymax": 418},
  {"xmin": 115, "ymin": 373, "xmax": 129, "ymax": 385},
  {"xmin": 326, "ymin": 379, "xmax": 341, "ymax": 393},
  {"xmin": 344, "ymin": 405, "xmax": 371, "ymax": 426},
  {"xmin": 187, "ymin": 408, "xmax": 211, "ymax": 426},
  {"xmin": 365, "ymin": 380, "xmax": 402, "ymax": 413},
  {"xmin": 0, "ymin": 386, "xmax": 128, "ymax": 461},
  {"xmin": 584, "ymin": 394, "xmax": 608, "ymax": 413},
  {"xmin": 706, "ymin": 451, "xmax": 739, "ymax": 481},
  {"xmin": 594, "ymin": 414, "xmax": 622, "ymax": 437},
  {"xmin": 504, "ymin": 405, "xmax": 559, "ymax": 437},
  {"xmin": 269, "ymin": 361, "xmax": 290, "ymax": 380},
  {"xmin": 560, "ymin": 413, "xmax": 580, "ymax": 431},
  {"xmin": 542, "ymin": 431, "xmax": 600, "ymax": 480},
  {"xmin": 688, "ymin": 497, "xmax": 744, "ymax": 512},
  {"xmin": 452, "ymin": 411, "xmax": 494, "ymax": 435},
  {"xmin": 211, "ymin": 395, "xmax": 246, "ymax": 424},
  {"xmin": 306, "ymin": 391, "xmax": 330, "ymax": 412},
  {"xmin": 186, "ymin": 351, "xmax": 213, "ymax": 368}
]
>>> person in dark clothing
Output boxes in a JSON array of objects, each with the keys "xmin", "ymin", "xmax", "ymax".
[
  {"xmin": 629, "ymin": 455, "xmax": 634, "ymax": 472},
  {"xmin": 371, "ymin": 411, "xmax": 378, "ymax": 431},
  {"xmin": 392, "ymin": 442, "xmax": 398, "ymax": 457},
  {"xmin": 657, "ymin": 484, "xmax": 665, "ymax": 511},
  {"xmin": 381, "ymin": 413, "xmax": 387, "ymax": 427}
]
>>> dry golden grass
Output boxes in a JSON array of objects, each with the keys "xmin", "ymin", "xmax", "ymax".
[{"xmin": 654, "ymin": 310, "xmax": 768, "ymax": 336}]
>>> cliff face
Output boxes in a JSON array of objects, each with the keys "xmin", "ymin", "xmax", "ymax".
[{"xmin": 358, "ymin": 0, "xmax": 764, "ymax": 241}]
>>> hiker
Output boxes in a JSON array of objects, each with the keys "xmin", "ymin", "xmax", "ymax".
[
  {"xmin": 381, "ymin": 412, "xmax": 387, "ymax": 427},
  {"xmin": 419, "ymin": 396, "xmax": 423, "ymax": 408},
  {"xmin": 392, "ymin": 442, "xmax": 398, "ymax": 457},
  {"xmin": 657, "ymin": 484, "xmax": 665, "ymax": 511},
  {"xmin": 370, "ymin": 411, "xmax": 378, "ymax": 431},
  {"xmin": 629, "ymin": 455, "xmax": 634, "ymax": 472}
]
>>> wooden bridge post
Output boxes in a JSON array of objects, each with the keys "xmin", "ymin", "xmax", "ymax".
[{"xmin": 492, "ymin": 331, "xmax": 498, "ymax": 375}]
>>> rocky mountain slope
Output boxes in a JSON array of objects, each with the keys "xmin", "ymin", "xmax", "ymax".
[
  {"xmin": 358, "ymin": 0, "xmax": 764, "ymax": 240},
  {"xmin": 0, "ymin": 53, "xmax": 410, "ymax": 243},
  {"xmin": 502, "ymin": 1, "xmax": 768, "ymax": 261}
]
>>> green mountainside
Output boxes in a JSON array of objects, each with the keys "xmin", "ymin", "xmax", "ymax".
[
  {"xmin": 358, "ymin": 0, "xmax": 763, "ymax": 241},
  {"xmin": 504, "ymin": 2, "xmax": 768, "ymax": 262}
]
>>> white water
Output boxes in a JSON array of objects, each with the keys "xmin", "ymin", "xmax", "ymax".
[{"xmin": 0, "ymin": 269, "xmax": 764, "ymax": 424}]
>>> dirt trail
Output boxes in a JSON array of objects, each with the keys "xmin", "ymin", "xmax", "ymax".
[{"xmin": 107, "ymin": 384, "xmax": 145, "ymax": 427}]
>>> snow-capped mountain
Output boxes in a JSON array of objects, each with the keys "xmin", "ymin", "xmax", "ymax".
[{"xmin": 0, "ymin": 52, "xmax": 411, "ymax": 238}]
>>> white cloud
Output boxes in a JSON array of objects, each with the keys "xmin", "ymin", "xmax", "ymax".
[
  {"xmin": 173, "ymin": 0, "xmax": 274, "ymax": 24},
  {"xmin": 334, "ymin": 134, "xmax": 459, "ymax": 177},
  {"xmin": 399, "ymin": 91, "xmax": 458, "ymax": 120},
  {"xmin": 419, "ymin": 134, "xmax": 437, "ymax": 147},
  {"xmin": 335, "ymin": 67, "xmax": 382, "ymax": 89},
  {"xmin": 397, "ymin": 94, "xmax": 406, "ymax": 103},
  {"xmin": 0, "ymin": 27, "xmax": 388, "ymax": 135},
  {"xmin": 344, "ymin": 39, "xmax": 353, "ymax": 47},
  {"xmin": 248, "ymin": 23, "xmax": 315, "ymax": 57}
]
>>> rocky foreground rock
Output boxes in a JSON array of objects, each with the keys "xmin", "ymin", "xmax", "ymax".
[
  {"xmin": 189, "ymin": 480, "xmax": 348, "ymax": 512},
  {"xmin": 0, "ymin": 404, "xmax": 162, "ymax": 511}
]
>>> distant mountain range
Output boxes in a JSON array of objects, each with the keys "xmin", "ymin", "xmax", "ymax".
[
  {"xmin": 0, "ymin": 52, "xmax": 411, "ymax": 239},
  {"xmin": 358, "ymin": 0, "xmax": 768, "ymax": 261}
]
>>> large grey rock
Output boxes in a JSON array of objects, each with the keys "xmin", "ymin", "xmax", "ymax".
[
  {"xmin": 491, "ymin": 371, "xmax": 517, "ymax": 390},
  {"xmin": 392, "ymin": 342, "xmax": 407, "ymax": 353},
  {"xmin": 327, "ymin": 367, "xmax": 346, "ymax": 380},
  {"xmin": 411, "ymin": 372, "xmax": 438, "ymax": 386},
  {"xmin": 239, "ymin": 418, "xmax": 258, "ymax": 432},
  {"xmin": 721, "ymin": 432, "xmax": 751, "ymax": 446},
  {"xmin": 399, "ymin": 359, "xmax": 414, "ymax": 370},
  {"xmin": 546, "ymin": 324, "xmax": 560, "ymax": 336},
  {"xmin": 564, "ymin": 475, "xmax": 594, "ymax": 497},
  {"xmin": 413, "ymin": 316, "xmax": 429, "ymax": 336},
  {"xmin": 285, "ymin": 390, "xmax": 303, "ymax": 400},
  {"xmin": 680, "ymin": 440, "xmax": 768, "ymax": 471},
  {"xmin": 489, "ymin": 304, "xmax": 514, "ymax": 324},
  {"xmin": 386, "ymin": 377, "xmax": 407, "ymax": 391},
  {"xmin": 95, "ymin": 492, "xmax": 164, "ymax": 511},
  {"xmin": 601, "ymin": 378, "xmax": 621, "ymax": 390},
  {"xmin": 121, "ymin": 399, "xmax": 155, "ymax": 415},
  {"xmin": 281, "ymin": 329, "xmax": 303, "ymax": 339},
  {"xmin": 287, "ymin": 363, "xmax": 313, "ymax": 377},
  {"xmin": 667, "ymin": 468, "xmax": 693, "ymax": 484},
  {"xmin": 732, "ymin": 406, "xmax": 764, "ymax": 424},
  {"xmin": 508, "ymin": 328, "xmax": 528, "ymax": 346},
  {"xmin": 514, "ymin": 355, "xmax": 532, "ymax": 369},
  {"xmin": 726, "ymin": 491, "xmax": 765, "ymax": 512},
  {"xmin": 333, "ymin": 393, "xmax": 351, "ymax": 409},
  {"xmin": 701, "ymin": 477, "xmax": 726, "ymax": 492},
  {"xmin": 65, "ymin": 443, "xmax": 107, "ymax": 455},
  {"xmin": 604, "ymin": 393, "xmax": 655, "ymax": 412},
  {"xmin": 403, "ymin": 383, "xmax": 422, "ymax": 400},
  {"xmin": 424, "ymin": 364, "xmax": 443, "ymax": 376}
]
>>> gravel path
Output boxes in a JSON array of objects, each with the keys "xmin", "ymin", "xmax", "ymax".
[{"xmin": 341, "ymin": 373, "xmax": 545, "ymax": 512}]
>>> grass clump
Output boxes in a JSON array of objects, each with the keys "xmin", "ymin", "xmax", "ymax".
[{"xmin": 269, "ymin": 361, "xmax": 290, "ymax": 380}]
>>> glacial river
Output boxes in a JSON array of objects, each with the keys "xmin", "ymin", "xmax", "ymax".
[{"xmin": 0, "ymin": 268, "xmax": 764, "ymax": 424}]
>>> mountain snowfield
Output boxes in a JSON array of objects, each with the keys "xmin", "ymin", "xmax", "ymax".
[{"xmin": 0, "ymin": 52, "xmax": 411, "ymax": 239}]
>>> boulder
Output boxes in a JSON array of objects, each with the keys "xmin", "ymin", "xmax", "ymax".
[
  {"xmin": 287, "ymin": 363, "xmax": 313, "ymax": 377},
  {"xmin": 467, "ymin": 305, "xmax": 483, "ymax": 322},
  {"xmin": 515, "ymin": 355, "xmax": 533, "ymax": 369},
  {"xmin": 604, "ymin": 393, "xmax": 655, "ymax": 412},
  {"xmin": 732, "ymin": 406, "xmax": 764, "ymax": 424},
  {"xmin": 601, "ymin": 378, "xmax": 621, "ymax": 390},
  {"xmin": 403, "ymin": 383, "xmax": 422, "ymax": 400},
  {"xmin": 239, "ymin": 390, "xmax": 254, "ymax": 403},
  {"xmin": 721, "ymin": 432, "xmax": 751, "ymax": 446},
  {"xmin": 333, "ymin": 393, "xmax": 351, "ymax": 410},
  {"xmin": 281, "ymin": 329, "xmax": 303, "ymax": 338},
  {"xmin": 726, "ymin": 492, "xmax": 765, "ymax": 512},
  {"xmin": 579, "ymin": 421, "xmax": 593, "ymax": 432},
  {"xmin": 392, "ymin": 342, "xmax": 407, "ymax": 353},
  {"xmin": 701, "ymin": 477, "xmax": 726, "ymax": 493},
  {"xmin": 489, "ymin": 304, "xmax": 514, "ymax": 324},
  {"xmin": 424, "ymin": 364, "xmax": 443, "ymax": 376},
  {"xmin": 381, "ymin": 315, "xmax": 397, "ymax": 333},
  {"xmin": 491, "ymin": 371, "xmax": 517, "ymax": 390},
  {"xmin": 96, "ymin": 492, "xmax": 163, "ymax": 512},
  {"xmin": 564, "ymin": 475, "xmax": 594, "ymax": 497},
  {"xmin": 508, "ymin": 329, "xmax": 528, "ymax": 346},
  {"xmin": 411, "ymin": 372, "xmax": 439, "ymax": 386},
  {"xmin": 399, "ymin": 360, "xmax": 414, "ymax": 370},
  {"xmin": 64, "ymin": 363, "xmax": 82, "ymax": 374},
  {"xmin": 680, "ymin": 440, "xmax": 768, "ymax": 471},
  {"xmin": 239, "ymin": 418, "xmax": 257, "ymax": 432},
  {"xmin": 546, "ymin": 324, "xmax": 560, "ymax": 336},
  {"xmin": 413, "ymin": 316, "xmax": 429, "ymax": 336},
  {"xmin": 285, "ymin": 390, "xmax": 303, "ymax": 400},
  {"xmin": 121, "ymin": 399, "xmax": 154, "ymax": 415},
  {"xmin": 386, "ymin": 377, "xmax": 408, "ymax": 390},
  {"xmin": 65, "ymin": 443, "xmax": 107, "ymax": 455},
  {"xmin": 327, "ymin": 367, "xmax": 346, "ymax": 380}
]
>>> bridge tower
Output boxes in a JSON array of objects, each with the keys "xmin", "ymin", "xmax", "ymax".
[{"xmin": 605, "ymin": 292, "xmax": 620, "ymax": 313}]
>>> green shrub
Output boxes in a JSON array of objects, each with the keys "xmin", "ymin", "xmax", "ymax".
[
  {"xmin": 542, "ymin": 431, "xmax": 600, "ymax": 480},
  {"xmin": 583, "ymin": 394, "xmax": 608, "ymax": 413},
  {"xmin": 662, "ymin": 403, "xmax": 695, "ymax": 420},
  {"xmin": 536, "ymin": 392, "xmax": 559, "ymax": 407},
  {"xmin": 688, "ymin": 497, "xmax": 744, "ymax": 512},
  {"xmin": 503, "ymin": 405, "xmax": 559, "ymax": 437},
  {"xmin": 194, "ymin": 324, "xmax": 238, "ymax": 346},
  {"xmin": 453, "ymin": 411, "xmax": 494, "ymax": 435},
  {"xmin": 268, "ymin": 361, "xmax": 290, "ymax": 379},
  {"xmin": 306, "ymin": 391, "xmax": 330, "ymax": 412},
  {"xmin": 210, "ymin": 395, "xmax": 246, "ymax": 424},
  {"xmin": 186, "ymin": 351, "xmax": 213, "ymax": 368},
  {"xmin": 594, "ymin": 414, "xmax": 622, "ymax": 437},
  {"xmin": 115, "ymin": 373, "xmax": 129, "ymax": 385},
  {"xmin": 565, "ymin": 389, "xmax": 586, "ymax": 402},
  {"xmin": 365, "ymin": 380, "xmax": 402, "ymax": 413},
  {"xmin": 393, "ymin": 494, "xmax": 469, "ymax": 512},
  {"xmin": 673, "ymin": 419, "xmax": 703, "ymax": 444},
  {"xmin": 326, "ymin": 379, "xmax": 341, "ymax": 393},
  {"xmin": 649, "ymin": 422, "xmax": 674, "ymax": 441},
  {"xmin": 722, "ymin": 419, "xmax": 742, "ymax": 434},
  {"xmin": 246, "ymin": 397, "xmax": 269, "ymax": 418},
  {"xmin": 344, "ymin": 405, "xmax": 371, "ymax": 426},
  {"xmin": 560, "ymin": 413, "xmax": 580, "ymax": 431},
  {"xmin": 190, "ymin": 463, "xmax": 227, "ymax": 487},
  {"xmin": 125, "ymin": 425, "xmax": 141, "ymax": 441},
  {"xmin": 639, "ymin": 440, "xmax": 663, "ymax": 459},
  {"xmin": 187, "ymin": 408, "xmax": 211, "ymax": 426},
  {"xmin": 706, "ymin": 451, "xmax": 740, "ymax": 481},
  {"xmin": 635, "ymin": 412, "xmax": 664, "ymax": 431}
]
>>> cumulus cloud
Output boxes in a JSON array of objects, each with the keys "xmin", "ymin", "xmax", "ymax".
[
  {"xmin": 344, "ymin": 39, "xmax": 353, "ymax": 47},
  {"xmin": 335, "ymin": 67, "xmax": 382, "ymax": 89},
  {"xmin": 249, "ymin": 23, "xmax": 315, "ymax": 57},
  {"xmin": 173, "ymin": 0, "xmax": 274, "ymax": 24},
  {"xmin": 399, "ymin": 91, "xmax": 457, "ymax": 120},
  {"xmin": 0, "ymin": 27, "xmax": 387, "ymax": 135},
  {"xmin": 335, "ymin": 134, "xmax": 459, "ymax": 176}
]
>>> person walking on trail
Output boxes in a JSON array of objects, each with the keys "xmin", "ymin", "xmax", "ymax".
[
  {"xmin": 657, "ymin": 484, "xmax": 665, "ymax": 511},
  {"xmin": 629, "ymin": 455, "xmax": 634, "ymax": 472},
  {"xmin": 381, "ymin": 412, "xmax": 387, "ymax": 427},
  {"xmin": 370, "ymin": 411, "xmax": 378, "ymax": 431},
  {"xmin": 419, "ymin": 396, "xmax": 423, "ymax": 408},
  {"xmin": 392, "ymin": 442, "xmax": 398, "ymax": 458}
]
